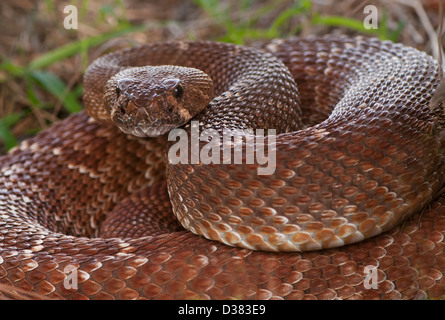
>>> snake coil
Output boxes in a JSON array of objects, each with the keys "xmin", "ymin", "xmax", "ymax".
[{"xmin": 0, "ymin": 36, "xmax": 444, "ymax": 300}]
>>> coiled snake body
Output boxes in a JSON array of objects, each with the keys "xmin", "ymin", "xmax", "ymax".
[{"xmin": 1, "ymin": 36, "xmax": 445, "ymax": 299}]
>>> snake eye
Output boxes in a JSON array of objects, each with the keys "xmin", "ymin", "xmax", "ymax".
[
  {"xmin": 116, "ymin": 86, "xmax": 121, "ymax": 95},
  {"xmin": 173, "ymin": 84, "xmax": 184, "ymax": 101},
  {"xmin": 162, "ymin": 78, "xmax": 184, "ymax": 101}
]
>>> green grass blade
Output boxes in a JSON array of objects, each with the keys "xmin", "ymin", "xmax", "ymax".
[
  {"xmin": 29, "ymin": 70, "xmax": 82, "ymax": 113},
  {"xmin": 26, "ymin": 81, "xmax": 44, "ymax": 109},
  {"xmin": 28, "ymin": 24, "xmax": 147, "ymax": 70},
  {"xmin": 312, "ymin": 14, "xmax": 375, "ymax": 34},
  {"xmin": 0, "ymin": 60, "xmax": 25, "ymax": 77},
  {"xmin": 312, "ymin": 13, "xmax": 404, "ymax": 41},
  {"xmin": 0, "ymin": 113, "xmax": 21, "ymax": 150},
  {"xmin": 269, "ymin": 0, "xmax": 311, "ymax": 33}
]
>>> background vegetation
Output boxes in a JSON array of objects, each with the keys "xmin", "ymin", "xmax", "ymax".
[{"xmin": 0, "ymin": 0, "xmax": 443, "ymax": 152}]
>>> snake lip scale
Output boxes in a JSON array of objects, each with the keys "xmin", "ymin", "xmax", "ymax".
[{"xmin": 0, "ymin": 35, "xmax": 445, "ymax": 300}]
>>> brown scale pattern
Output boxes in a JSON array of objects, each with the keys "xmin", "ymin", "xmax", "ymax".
[{"xmin": 0, "ymin": 36, "xmax": 445, "ymax": 299}]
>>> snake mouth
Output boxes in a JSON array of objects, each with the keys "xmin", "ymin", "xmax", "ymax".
[
  {"xmin": 111, "ymin": 100, "xmax": 179, "ymax": 137},
  {"xmin": 127, "ymin": 121, "xmax": 178, "ymax": 137}
]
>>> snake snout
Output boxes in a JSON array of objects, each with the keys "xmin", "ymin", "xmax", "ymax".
[{"xmin": 111, "ymin": 98, "xmax": 178, "ymax": 137}]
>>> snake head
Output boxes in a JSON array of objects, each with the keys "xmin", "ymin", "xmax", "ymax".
[{"xmin": 103, "ymin": 65, "xmax": 214, "ymax": 137}]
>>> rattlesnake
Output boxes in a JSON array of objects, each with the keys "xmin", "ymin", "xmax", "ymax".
[{"xmin": 0, "ymin": 35, "xmax": 444, "ymax": 299}]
